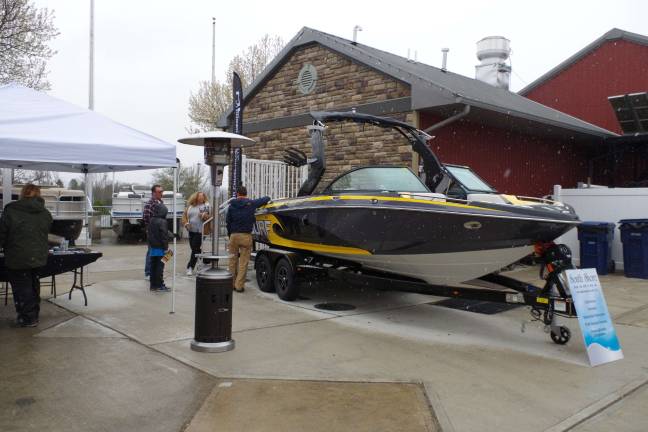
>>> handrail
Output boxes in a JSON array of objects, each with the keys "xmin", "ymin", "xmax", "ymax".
[{"xmin": 201, "ymin": 216, "xmax": 214, "ymax": 236}]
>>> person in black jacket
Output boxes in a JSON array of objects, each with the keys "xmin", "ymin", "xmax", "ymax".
[
  {"xmin": 0, "ymin": 184, "xmax": 52, "ymax": 327},
  {"xmin": 147, "ymin": 203, "xmax": 174, "ymax": 292},
  {"xmin": 226, "ymin": 186, "xmax": 270, "ymax": 292}
]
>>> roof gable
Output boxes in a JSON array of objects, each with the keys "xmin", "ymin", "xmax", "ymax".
[{"xmin": 519, "ymin": 28, "xmax": 648, "ymax": 96}]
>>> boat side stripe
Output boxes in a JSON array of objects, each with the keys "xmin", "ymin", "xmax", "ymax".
[
  {"xmin": 256, "ymin": 214, "xmax": 372, "ymax": 256},
  {"xmin": 266, "ymin": 204, "xmax": 579, "ymax": 225},
  {"xmin": 262, "ymin": 195, "xmax": 495, "ymax": 211}
]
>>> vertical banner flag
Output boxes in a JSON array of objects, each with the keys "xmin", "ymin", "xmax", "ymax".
[
  {"xmin": 230, "ymin": 72, "xmax": 243, "ymax": 198},
  {"xmin": 566, "ymin": 268, "xmax": 623, "ymax": 367}
]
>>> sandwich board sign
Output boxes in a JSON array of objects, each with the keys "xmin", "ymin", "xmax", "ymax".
[{"xmin": 566, "ymin": 268, "xmax": 623, "ymax": 367}]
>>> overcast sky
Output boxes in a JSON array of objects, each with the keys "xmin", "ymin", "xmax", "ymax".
[{"xmin": 33, "ymin": 0, "xmax": 647, "ymax": 185}]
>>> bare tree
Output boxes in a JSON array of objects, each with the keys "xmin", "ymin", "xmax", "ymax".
[
  {"xmin": 187, "ymin": 34, "xmax": 284, "ymax": 132},
  {"xmin": 226, "ymin": 34, "xmax": 284, "ymax": 88},
  {"xmin": 152, "ymin": 164, "xmax": 209, "ymax": 198},
  {"xmin": 0, "ymin": 0, "xmax": 59, "ymax": 90},
  {"xmin": 187, "ymin": 81, "xmax": 231, "ymax": 133},
  {"xmin": 12, "ymin": 169, "xmax": 60, "ymax": 185},
  {"xmin": 92, "ymin": 173, "xmax": 113, "ymax": 205},
  {"xmin": 68, "ymin": 178, "xmax": 81, "ymax": 190}
]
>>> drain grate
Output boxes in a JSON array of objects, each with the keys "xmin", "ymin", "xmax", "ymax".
[
  {"xmin": 430, "ymin": 298, "xmax": 521, "ymax": 315},
  {"xmin": 314, "ymin": 302, "xmax": 357, "ymax": 311}
]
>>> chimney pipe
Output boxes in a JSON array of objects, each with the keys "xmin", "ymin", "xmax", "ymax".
[
  {"xmin": 352, "ymin": 25, "xmax": 362, "ymax": 44},
  {"xmin": 441, "ymin": 48, "xmax": 449, "ymax": 71}
]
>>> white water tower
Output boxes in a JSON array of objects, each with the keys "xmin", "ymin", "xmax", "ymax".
[{"xmin": 475, "ymin": 36, "xmax": 511, "ymax": 90}]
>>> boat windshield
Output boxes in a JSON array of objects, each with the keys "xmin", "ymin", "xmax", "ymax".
[
  {"xmin": 445, "ymin": 165, "xmax": 495, "ymax": 193},
  {"xmin": 326, "ymin": 167, "xmax": 429, "ymax": 193}
]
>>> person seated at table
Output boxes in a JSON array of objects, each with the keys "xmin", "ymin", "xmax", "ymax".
[
  {"xmin": 147, "ymin": 203, "xmax": 174, "ymax": 292},
  {"xmin": 0, "ymin": 184, "xmax": 52, "ymax": 327}
]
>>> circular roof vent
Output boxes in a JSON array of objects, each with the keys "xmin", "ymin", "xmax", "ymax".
[{"xmin": 297, "ymin": 64, "xmax": 317, "ymax": 94}]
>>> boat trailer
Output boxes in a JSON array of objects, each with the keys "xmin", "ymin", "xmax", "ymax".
[{"xmin": 255, "ymin": 242, "xmax": 577, "ymax": 345}]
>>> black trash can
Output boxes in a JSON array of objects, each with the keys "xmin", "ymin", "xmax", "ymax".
[
  {"xmin": 619, "ymin": 219, "xmax": 648, "ymax": 279},
  {"xmin": 577, "ymin": 222, "xmax": 615, "ymax": 275},
  {"xmin": 190, "ymin": 267, "xmax": 235, "ymax": 352}
]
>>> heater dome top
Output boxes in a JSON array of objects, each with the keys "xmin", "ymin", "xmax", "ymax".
[{"xmin": 177, "ymin": 131, "xmax": 255, "ymax": 148}]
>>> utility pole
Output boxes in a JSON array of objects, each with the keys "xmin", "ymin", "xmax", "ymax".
[
  {"xmin": 211, "ymin": 17, "xmax": 216, "ymax": 85},
  {"xmin": 89, "ymin": 0, "xmax": 95, "ymax": 110}
]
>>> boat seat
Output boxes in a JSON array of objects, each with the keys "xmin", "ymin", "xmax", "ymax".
[
  {"xmin": 399, "ymin": 192, "xmax": 446, "ymax": 201},
  {"xmin": 467, "ymin": 193, "xmax": 509, "ymax": 205}
]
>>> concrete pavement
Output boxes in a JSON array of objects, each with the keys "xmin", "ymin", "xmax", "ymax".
[{"xmin": 2, "ymin": 233, "xmax": 648, "ymax": 431}]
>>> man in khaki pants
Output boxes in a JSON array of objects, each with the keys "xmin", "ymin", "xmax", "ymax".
[{"xmin": 226, "ymin": 186, "xmax": 271, "ymax": 292}]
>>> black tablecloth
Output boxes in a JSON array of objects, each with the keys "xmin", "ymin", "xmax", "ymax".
[{"xmin": 0, "ymin": 250, "xmax": 103, "ymax": 282}]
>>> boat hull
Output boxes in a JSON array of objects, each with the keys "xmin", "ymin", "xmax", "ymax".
[
  {"xmin": 321, "ymin": 245, "xmax": 534, "ymax": 285},
  {"xmin": 254, "ymin": 195, "xmax": 578, "ymax": 285}
]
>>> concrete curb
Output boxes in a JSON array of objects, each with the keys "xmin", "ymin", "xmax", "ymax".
[
  {"xmin": 543, "ymin": 375, "xmax": 648, "ymax": 432},
  {"xmin": 423, "ymin": 382, "xmax": 456, "ymax": 432}
]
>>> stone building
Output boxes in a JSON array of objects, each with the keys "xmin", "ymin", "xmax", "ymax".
[{"xmin": 219, "ymin": 27, "xmax": 614, "ymax": 196}]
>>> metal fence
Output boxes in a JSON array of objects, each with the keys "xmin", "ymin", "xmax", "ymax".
[{"xmin": 242, "ymin": 156, "xmax": 308, "ymax": 200}]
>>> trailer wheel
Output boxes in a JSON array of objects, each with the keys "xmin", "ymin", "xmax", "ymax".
[
  {"xmin": 255, "ymin": 253, "xmax": 275, "ymax": 293},
  {"xmin": 550, "ymin": 326, "xmax": 571, "ymax": 345},
  {"xmin": 274, "ymin": 257, "xmax": 299, "ymax": 301}
]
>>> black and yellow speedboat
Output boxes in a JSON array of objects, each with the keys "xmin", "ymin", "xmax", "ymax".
[{"xmin": 254, "ymin": 112, "xmax": 579, "ymax": 286}]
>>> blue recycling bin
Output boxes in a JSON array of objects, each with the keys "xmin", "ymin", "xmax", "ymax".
[
  {"xmin": 577, "ymin": 222, "xmax": 615, "ymax": 275},
  {"xmin": 619, "ymin": 219, "xmax": 648, "ymax": 279}
]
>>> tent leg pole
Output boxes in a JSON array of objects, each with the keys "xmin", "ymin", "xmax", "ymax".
[
  {"xmin": 83, "ymin": 171, "xmax": 91, "ymax": 282},
  {"xmin": 171, "ymin": 163, "xmax": 178, "ymax": 314}
]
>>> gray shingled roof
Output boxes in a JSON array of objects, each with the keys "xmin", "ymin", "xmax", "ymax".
[
  {"xmin": 218, "ymin": 27, "xmax": 615, "ymax": 138},
  {"xmin": 519, "ymin": 28, "xmax": 648, "ymax": 96}
]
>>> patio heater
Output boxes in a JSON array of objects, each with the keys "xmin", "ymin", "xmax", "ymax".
[{"xmin": 178, "ymin": 131, "xmax": 255, "ymax": 353}]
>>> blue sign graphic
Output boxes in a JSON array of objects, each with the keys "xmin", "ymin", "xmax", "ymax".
[{"xmin": 566, "ymin": 269, "xmax": 623, "ymax": 367}]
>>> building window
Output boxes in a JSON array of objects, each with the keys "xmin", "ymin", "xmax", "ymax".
[{"xmin": 297, "ymin": 64, "xmax": 317, "ymax": 94}]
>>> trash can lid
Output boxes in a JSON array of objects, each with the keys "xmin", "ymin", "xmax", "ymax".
[
  {"xmin": 619, "ymin": 219, "xmax": 648, "ymax": 229},
  {"xmin": 580, "ymin": 221, "xmax": 615, "ymax": 227},
  {"xmin": 578, "ymin": 221, "xmax": 616, "ymax": 232},
  {"xmin": 196, "ymin": 267, "xmax": 233, "ymax": 280}
]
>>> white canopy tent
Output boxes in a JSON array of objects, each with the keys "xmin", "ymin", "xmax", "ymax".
[
  {"xmin": 0, "ymin": 83, "xmax": 180, "ymax": 311},
  {"xmin": 0, "ymin": 83, "xmax": 176, "ymax": 172}
]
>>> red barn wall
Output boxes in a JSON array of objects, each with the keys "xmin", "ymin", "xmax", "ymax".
[
  {"xmin": 523, "ymin": 40, "xmax": 648, "ymax": 134},
  {"xmin": 420, "ymin": 113, "xmax": 592, "ymax": 197}
]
